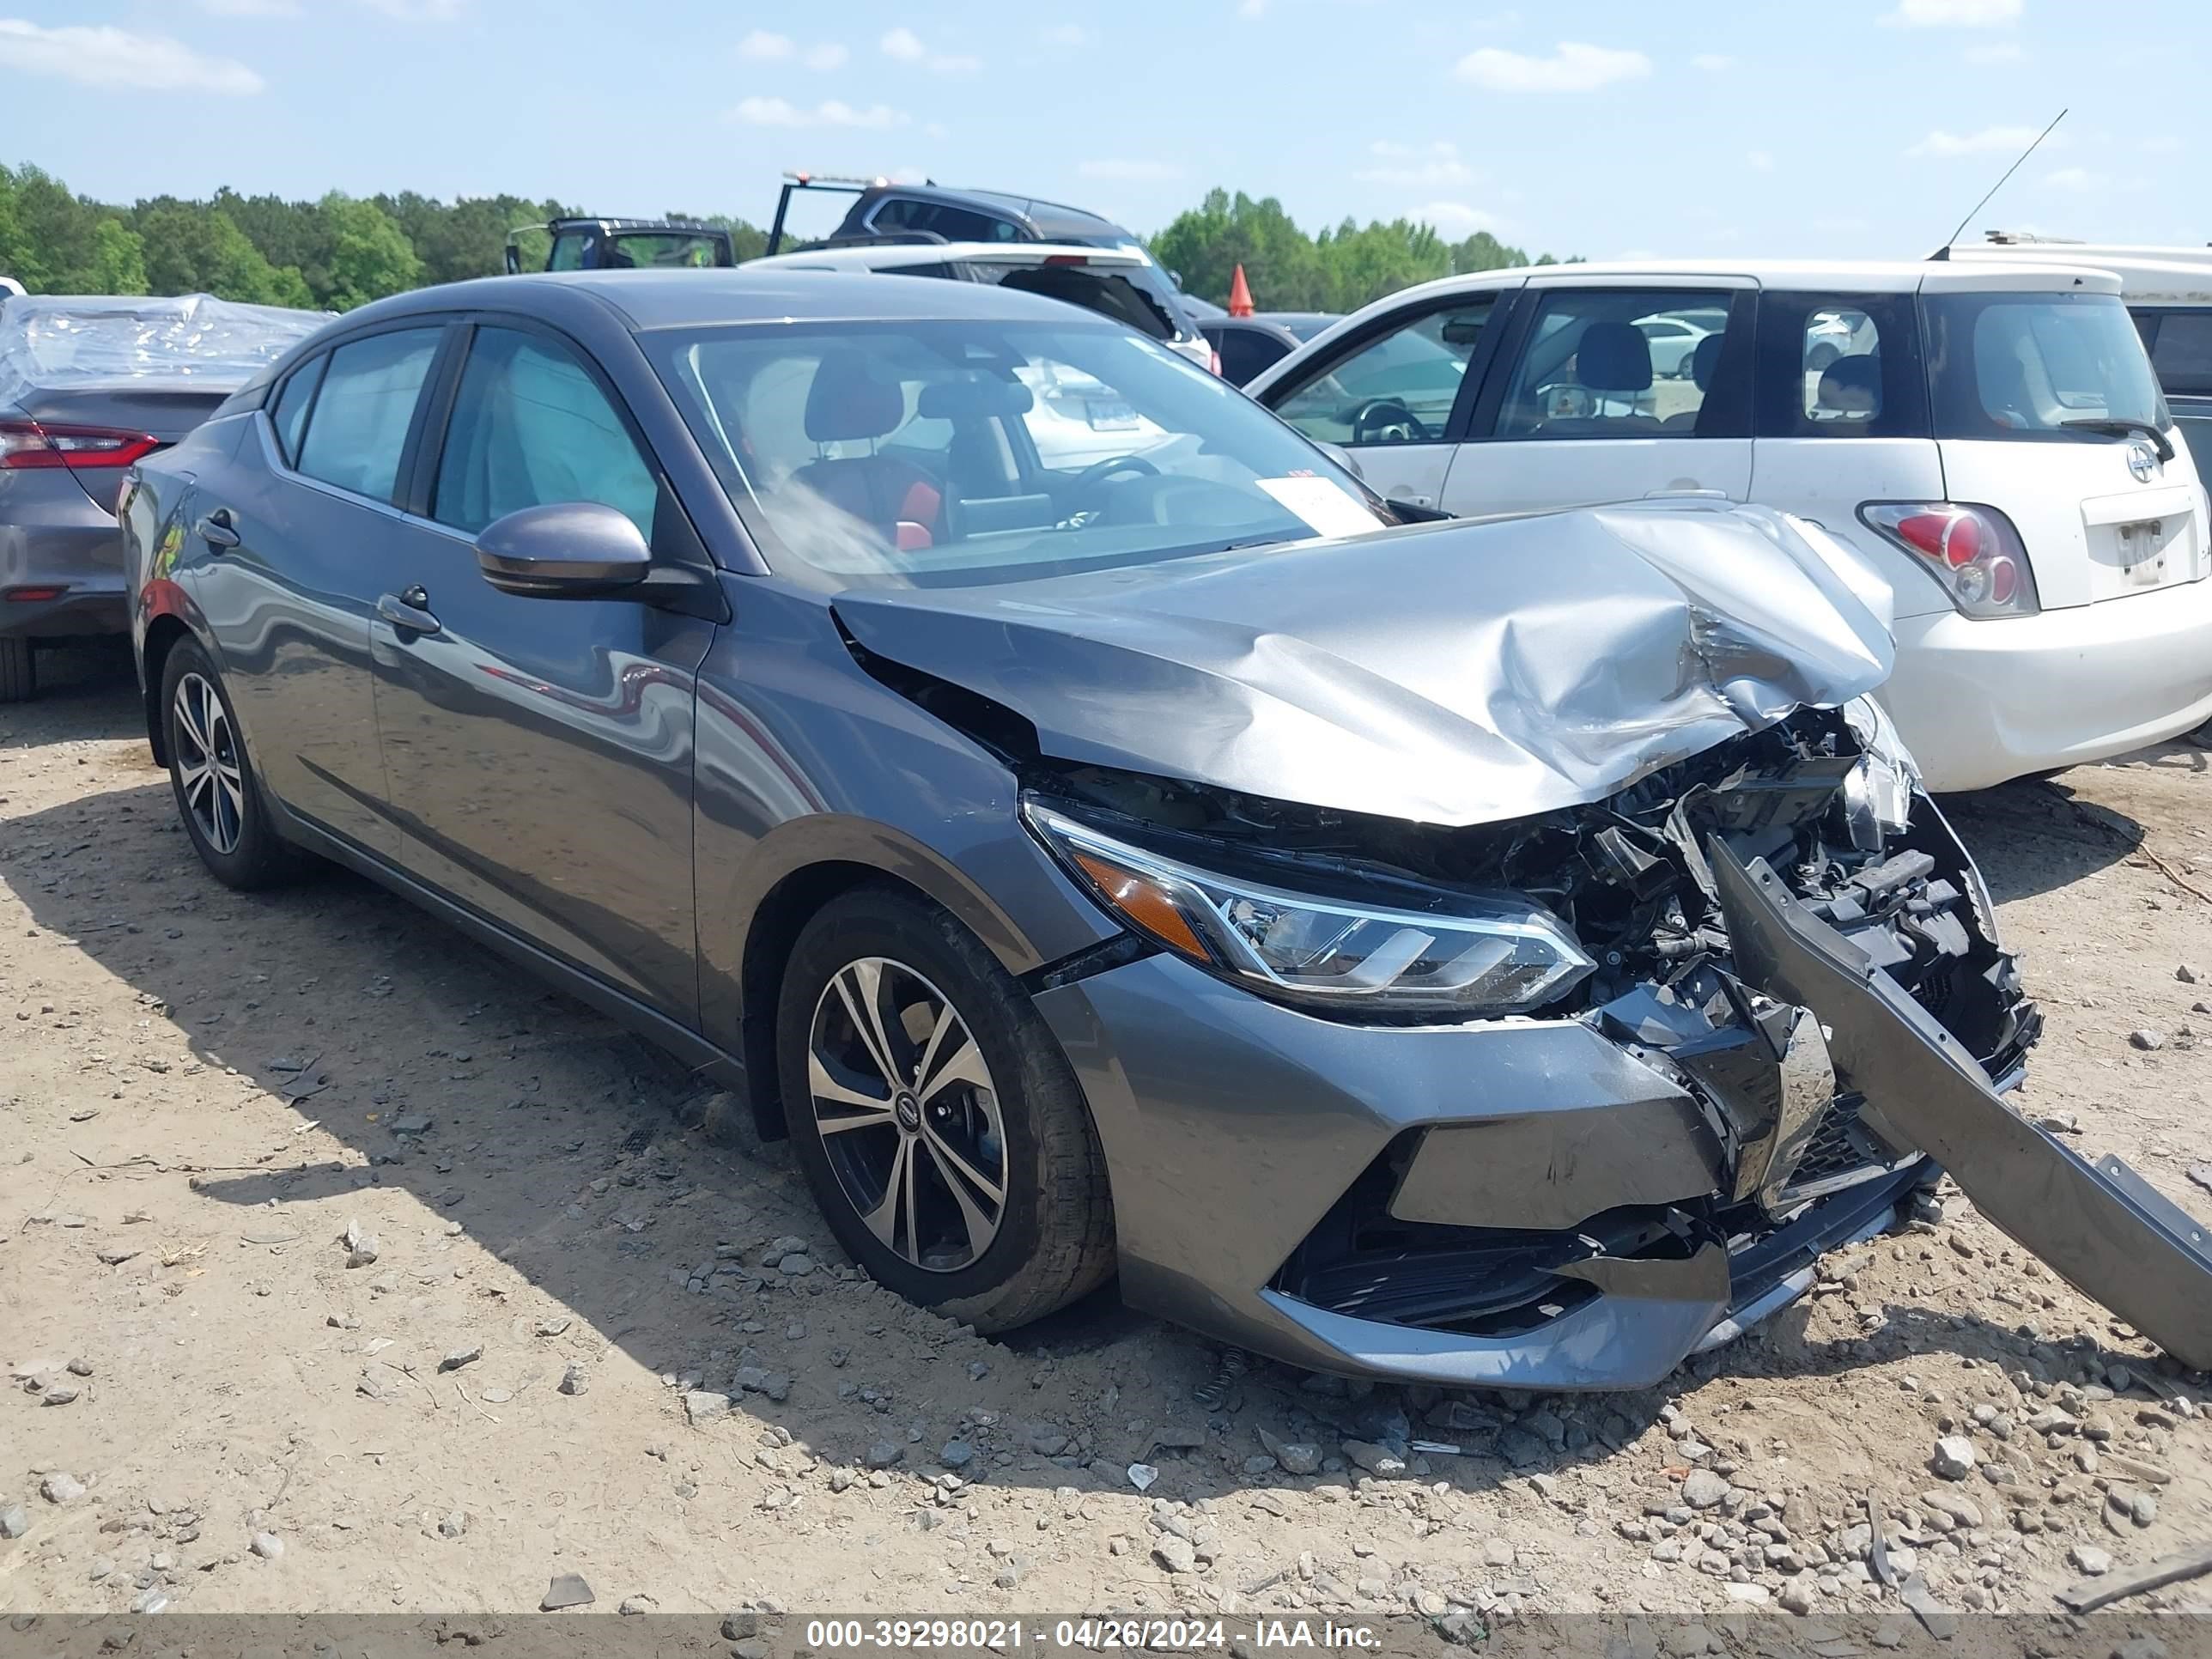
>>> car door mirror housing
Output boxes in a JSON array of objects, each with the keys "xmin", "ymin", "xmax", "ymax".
[{"xmin": 474, "ymin": 501, "xmax": 653, "ymax": 599}]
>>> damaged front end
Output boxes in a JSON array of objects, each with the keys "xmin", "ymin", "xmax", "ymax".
[{"xmin": 1020, "ymin": 699, "xmax": 2052, "ymax": 1382}]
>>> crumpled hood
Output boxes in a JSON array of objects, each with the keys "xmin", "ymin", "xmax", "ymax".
[{"xmin": 833, "ymin": 501, "xmax": 1897, "ymax": 826}]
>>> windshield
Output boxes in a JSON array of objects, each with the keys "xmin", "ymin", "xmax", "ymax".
[
  {"xmin": 644, "ymin": 319, "xmax": 1384, "ymax": 590},
  {"xmin": 1923, "ymin": 290, "xmax": 2169, "ymax": 441}
]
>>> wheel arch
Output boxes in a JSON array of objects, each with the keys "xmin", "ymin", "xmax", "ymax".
[{"xmin": 139, "ymin": 612, "xmax": 197, "ymax": 767}]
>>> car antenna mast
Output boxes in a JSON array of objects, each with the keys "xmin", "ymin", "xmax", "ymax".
[{"xmin": 1929, "ymin": 107, "xmax": 2067, "ymax": 259}]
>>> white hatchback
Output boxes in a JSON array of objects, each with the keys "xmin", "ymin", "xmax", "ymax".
[{"xmin": 1244, "ymin": 259, "xmax": 2212, "ymax": 792}]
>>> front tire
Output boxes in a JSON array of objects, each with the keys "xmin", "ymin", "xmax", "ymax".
[
  {"xmin": 776, "ymin": 884, "xmax": 1115, "ymax": 1332},
  {"xmin": 160, "ymin": 638, "xmax": 301, "ymax": 890}
]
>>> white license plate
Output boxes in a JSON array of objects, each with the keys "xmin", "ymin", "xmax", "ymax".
[{"xmin": 2118, "ymin": 519, "xmax": 2171, "ymax": 587}]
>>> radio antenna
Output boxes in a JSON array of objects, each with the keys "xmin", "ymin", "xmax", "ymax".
[{"xmin": 1932, "ymin": 107, "xmax": 2068, "ymax": 258}]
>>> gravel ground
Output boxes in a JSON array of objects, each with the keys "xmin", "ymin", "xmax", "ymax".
[{"xmin": 3, "ymin": 641, "xmax": 2210, "ymax": 1630}]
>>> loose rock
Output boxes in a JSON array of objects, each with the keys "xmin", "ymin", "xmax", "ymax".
[
  {"xmin": 542, "ymin": 1572, "xmax": 594, "ymax": 1611},
  {"xmin": 1930, "ymin": 1436, "xmax": 1978, "ymax": 1480},
  {"xmin": 1682, "ymin": 1469, "xmax": 1730, "ymax": 1510}
]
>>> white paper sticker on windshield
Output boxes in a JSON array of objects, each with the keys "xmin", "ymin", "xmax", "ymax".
[{"xmin": 1257, "ymin": 475, "xmax": 1385, "ymax": 539}]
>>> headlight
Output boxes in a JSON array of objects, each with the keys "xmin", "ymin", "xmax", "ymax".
[
  {"xmin": 1024, "ymin": 803, "xmax": 1595, "ymax": 1017},
  {"xmin": 1844, "ymin": 695, "xmax": 1916, "ymax": 836}
]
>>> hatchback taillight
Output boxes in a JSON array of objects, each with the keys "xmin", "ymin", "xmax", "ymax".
[
  {"xmin": 0, "ymin": 419, "xmax": 161, "ymax": 471},
  {"xmin": 1859, "ymin": 501, "xmax": 2040, "ymax": 619}
]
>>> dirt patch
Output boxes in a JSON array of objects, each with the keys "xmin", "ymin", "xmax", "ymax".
[{"xmin": 2, "ymin": 644, "xmax": 2209, "ymax": 1623}]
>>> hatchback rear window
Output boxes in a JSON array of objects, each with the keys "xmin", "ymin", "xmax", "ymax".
[
  {"xmin": 988, "ymin": 265, "xmax": 1180, "ymax": 343},
  {"xmin": 1923, "ymin": 290, "xmax": 2168, "ymax": 441}
]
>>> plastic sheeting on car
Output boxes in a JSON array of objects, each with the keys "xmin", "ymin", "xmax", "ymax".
[
  {"xmin": 0, "ymin": 293, "xmax": 328, "ymax": 403},
  {"xmin": 832, "ymin": 500, "xmax": 1899, "ymax": 829}
]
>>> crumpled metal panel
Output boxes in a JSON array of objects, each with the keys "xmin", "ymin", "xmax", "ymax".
[
  {"xmin": 832, "ymin": 502, "xmax": 1894, "ymax": 827},
  {"xmin": 0, "ymin": 293, "xmax": 328, "ymax": 402}
]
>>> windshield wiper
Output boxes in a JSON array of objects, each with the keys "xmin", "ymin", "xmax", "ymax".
[{"xmin": 2061, "ymin": 416, "xmax": 2174, "ymax": 463}]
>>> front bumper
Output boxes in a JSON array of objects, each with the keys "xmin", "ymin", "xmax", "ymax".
[
  {"xmin": 1033, "ymin": 951, "xmax": 1953, "ymax": 1390},
  {"xmin": 1881, "ymin": 578, "xmax": 2212, "ymax": 791}
]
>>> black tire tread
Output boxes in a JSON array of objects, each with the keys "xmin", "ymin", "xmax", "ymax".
[{"xmin": 0, "ymin": 637, "xmax": 33, "ymax": 704}]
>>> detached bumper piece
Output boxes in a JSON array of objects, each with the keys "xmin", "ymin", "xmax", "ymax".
[{"xmin": 1711, "ymin": 839, "xmax": 2212, "ymax": 1373}]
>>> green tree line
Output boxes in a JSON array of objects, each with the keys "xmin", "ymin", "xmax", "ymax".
[
  {"xmin": 1152, "ymin": 189, "xmax": 1576, "ymax": 313},
  {"xmin": 0, "ymin": 163, "xmax": 1567, "ymax": 316}
]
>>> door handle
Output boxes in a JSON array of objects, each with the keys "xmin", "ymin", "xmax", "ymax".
[
  {"xmin": 196, "ymin": 507, "xmax": 240, "ymax": 550},
  {"xmin": 376, "ymin": 586, "xmax": 441, "ymax": 636}
]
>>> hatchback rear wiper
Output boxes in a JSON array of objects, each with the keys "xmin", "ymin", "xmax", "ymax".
[{"xmin": 2061, "ymin": 416, "xmax": 2175, "ymax": 463}]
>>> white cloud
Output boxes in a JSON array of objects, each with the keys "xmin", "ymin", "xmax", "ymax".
[
  {"xmin": 1238, "ymin": 0, "xmax": 1266, "ymax": 17},
  {"xmin": 2044, "ymin": 166, "xmax": 2105, "ymax": 191},
  {"xmin": 1042, "ymin": 22, "xmax": 1098, "ymax": 47},
  {"xmin": 1455, "ymin": 40, "xmax": 1650, "ymax": 93},
  {"xmin": 1691, "ymin": 52, "xmax": 1735, "ymax": 71},
  {"xmin": 1354, "ymin": 140, "xmax": 1476, "ymax": 189},
  {"xmin": 729, "ymin": 96, "xmax": 908, "ymax": 129},
  {"xmin": 1412, "ymin": 201, "xmax": 1504, "ymax": 237},
  {"xmin": 1881, "ymin": 0, "xmax": 2021, "ymax": 23},
  {"xmin": 878, "ymin": 25, "xmax": 978, "ymax": 74},
  {"xmin": 1078, "ymin": 159, "xmax": 1184, "ymax": 182},
  {"xmin": 1906, "ymin": 124, "xmax": 2057, "ymax": 156},
  {"xmin": 738, "ymin": 28, "xmax": 793, "ymax": 58},
  {"xmin": 0, "ymin": 19, "xmax": 264, "ymax": 92},
  {"xmin": 1964, "ymin": 40, "xmax": 2024, "ymax": 62},
  {"xmin": 803, "ymin": 41, "xmax": 848, "ymax": 70},
  {"xmin": 1748, "ymin": 149, "xmax": 1775, "ymax": 172}
]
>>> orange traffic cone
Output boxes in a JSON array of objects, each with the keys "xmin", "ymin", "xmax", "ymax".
[{"xmin": 1227, "ymin": 264, "xmax": 1255, "ymax": 318}]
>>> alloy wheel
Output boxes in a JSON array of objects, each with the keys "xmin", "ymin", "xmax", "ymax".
[
  {"xmin": 173, "ymin": 672, "xmax": 246, "ymax": 855},
  {"xmin": 806, "ymin": 957, "xmax": 1007, "ymax": 1273}
]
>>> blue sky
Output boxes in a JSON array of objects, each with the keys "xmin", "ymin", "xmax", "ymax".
[{"xmin": 1, "ymin": 0, "xmax": 2203, "ymax": 258}]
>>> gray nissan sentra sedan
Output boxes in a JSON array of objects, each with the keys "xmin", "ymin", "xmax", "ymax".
[{"xmin": 121, "ymin": 270, "xmax": 2041, "ymax": 1389}]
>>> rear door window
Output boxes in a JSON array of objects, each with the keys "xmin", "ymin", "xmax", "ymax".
[
  {"xmin": 1753, "ymin": 292, "xmax": 1926, "ymax": 439},
  {"xmin": 293, "ymin": 327, "xmax": 442, "ymax": 502},
  {"xmin": 1267, "ymin": 301, "xmax": 1495, "ymax": 447},
  {"xmin": 1491, "ymin": 289, "xmax": 1741, "ymax": 438}
]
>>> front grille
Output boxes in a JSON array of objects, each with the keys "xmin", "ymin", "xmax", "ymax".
[{"xmin": 1793, "ymin": 1097, "xmax": 1877, "ymax": 1187}]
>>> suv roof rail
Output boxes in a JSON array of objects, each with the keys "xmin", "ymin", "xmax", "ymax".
[
  {"xmin": 817, "ymin": 230, "xmax": 951, "ymax": 248},
  {"xmin": 1981, "ymin": 229, "xmax": 2087, "ymax": 245}
]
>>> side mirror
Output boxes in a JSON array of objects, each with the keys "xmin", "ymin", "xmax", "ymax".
[
  {"xmin": 475, "ymin": 501, "xmax": 652, "ymax": 599},
  {"xmin": 1317, "ymin": 442, "xmax": 1364, "ymax": 480}
]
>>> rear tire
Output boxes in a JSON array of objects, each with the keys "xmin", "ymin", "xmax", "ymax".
[
  {"xmin": 776, "ymin": 884, "xmax": 1115, "ymax": 1332},
  {"xmin": 160, "ymin": 638, "xmax": 303, "ymax": 890},
  {"xmin": 0, "ymin": 637, "xmax": 33, "ymax": 703}
]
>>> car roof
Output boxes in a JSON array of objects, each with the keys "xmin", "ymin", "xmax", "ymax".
[
  {"xmin": 1363, "ymin": 258, "xmax": 2122, "ymax": 295},
  {"xmin": 744, "ymin": 241, "xmax": 1143, "ymax": 272},
  {"xmin": 1948, "ymin": 240, "xmax": 2212, "ymax": 303},
  {"xmin": 327, "ymin": 270, "xmax": 1120, "ymax": 334}
]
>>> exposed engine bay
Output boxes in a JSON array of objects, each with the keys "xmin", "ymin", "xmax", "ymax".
[{"xmin": 1026, "ymin": 702, "xmax": 2043, "ymax": 1338}]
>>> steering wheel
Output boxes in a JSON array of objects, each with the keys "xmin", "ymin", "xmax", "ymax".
[
  {"xmin": 1346, "ymin": 398, "xmax": 1431, "ymax": 445},
  {"xmin": 1066, "ymin": 454, "xmax": 1161, "ymax": 502}
]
